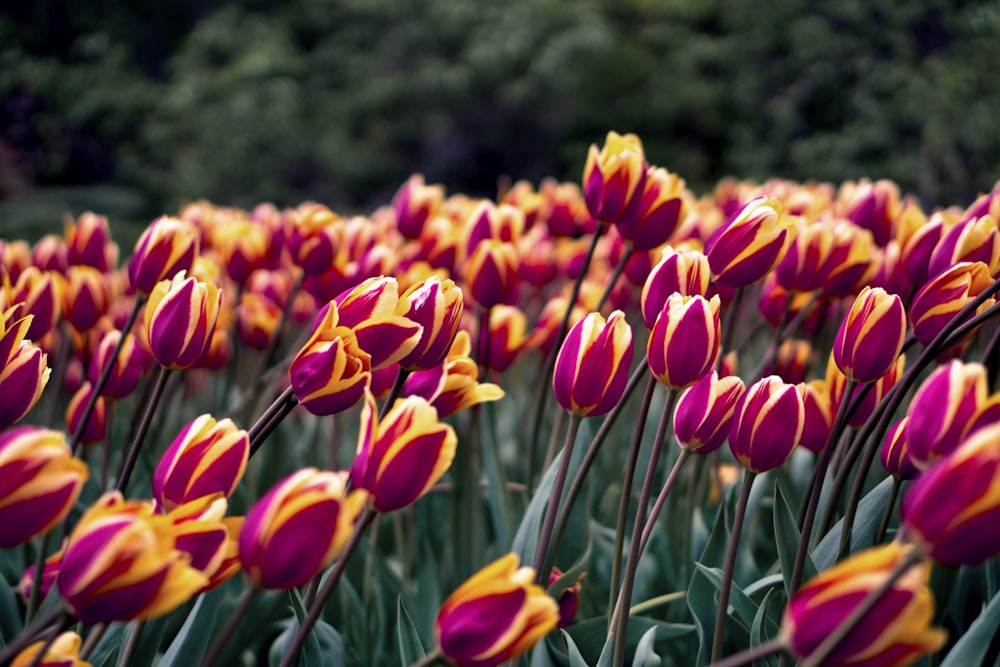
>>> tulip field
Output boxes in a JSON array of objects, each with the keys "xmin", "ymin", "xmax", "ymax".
[{"xmin": 3, "ymin": 131, "xmax": 1000, "ymax": 666}]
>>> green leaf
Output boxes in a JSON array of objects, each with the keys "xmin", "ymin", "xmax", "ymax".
[
  {"xmin": 547, "ymin": 538, "xmax": 592, "ymax": 601},
  {"xmin": 812, "ymin": 476, "xmax": 894, "ymax": 570},
  {"xmin": 481, "ymin": 401, "xmax": 512, "ymax": 548},
  {"xmin": 120, "ymin": 618, "xmax": 166, "ymax": 667},
  {"xmin": 749, "ymin": 588, "xmax": 780, "ymax": 667},
  {"xmin": 564, "ymin": 616, "xmax": 692, "ymax": 666},
  {"xmin": 396, "ymin": 597, "xmax": 426, "ymax": 666},
  {"xmin": 270, "ymin": 588, "xmax": 345, "ymax": 667},
  {"xmin": 773, "ymin": 482, "xmax": 816, "ymax": 596},
  {"xmin": 90, "ymin": 623, "xmax": 127, "ymax": 667},
  {"xmin": 687, "ymin": 563, "xmax": 716, "ymax": 667},
  {"xmin": 632, "ymin": 626, "xmax": 660, "ymax": 666},
  {"xmin": 692, "ymin": 563, "xmax": 773, "ymax": 635},
  {"xmin": 159, "ymin": 588, "xmax": 225, "ymax": 667},
  {"xmin": 0, "ymin": 572, "xmax": 23, "ymax": 646},
  {"xmin": 939, "ymin": 589, "xmax": 1000, "ymax": 667},
  {"xmin": 563, "ymin": 630, "xmax": 591, "ymax": 667},
  {"xmin": 512, "ymin": 449, "xmax": 563, "ymax": 564}
]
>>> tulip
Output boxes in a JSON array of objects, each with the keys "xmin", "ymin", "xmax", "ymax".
[
  {"xmin": 236, "ymin": 292, "xmax": 282, "ymax": 351},
  {"xmin": 239, "ymin": 468, "xmax": 366, "ymax": 589},
  {"xmin": 464, "ymin": 201, "xmax": 524, "ymax": 256},
  {"xmin": 61, "ymin": 265, "xmax": 108, "ymax": 333},
  {"xmin": 435, "ymin": 553, "xmax": 559, "ymax": 667},
  {"xmin": 640, "ymin": 245, "xmax": 710, "ymax": 329},
  {"xmin": 909, "ymin": 261, "xmax": 994, "ymax": 347},
  {"xmin": 4, "ymin": 266, "xmax": 62, "ymax": 340},
  {"xmin": 797, "ymin": 380, "xmax": 835, "ymax": 453},
  {"xmin": 781, "ymin": 541, "xmax": 945, "ymax": 666},
  {"xmin": 553, "ymin": 310, "xmax": 633, "ymax": 417},
  {"xmin": 673, "ymin": 371, "xmax": 745, "ymax": 453},
  {"xmin": 542, "ymin": 180, "xmax": 597, "ymax": 238},
  {"xmin": 396, "ymin": 277, "xmax": 464, "ymax": 370},
  {"xmin": 87, "ymin": 329, "xmax": 150, "ymax": 399},
  {"xmin": 729, "ymin": 376, "xmax": 804, "ymax": 472},
  {"xmin": 394, "ymin": 174, "xmax": 445, "ymax": 239},
  {"xmin": 0, "ymin": 311, "xmax": 50, "ymax": 427},
  {"xmin": 333, "ymin": 277, "xmax": 423, "ymax": 370},
  {"xmin": 899, "ymin": 212, "xmax": 947, "ymax": 288},
  {"xmin": 0, "ymin": 427, "xmax": 88, "ymax": 548},
  {"xmin": 927, "ymin": 214, "xmax": 1000, "ymax": 278},
  {"xmin": 351, "ymin": 391, "xmax": 457, "ymax": 512},
  {"xmin": 152, "ymin": 414, "xmax": 249, "ymax": 511},
  {"xmin": 705, "ymin": 195, "xmax": 794, "ymax": 287},
  {"xmin": 32, "ymin": 234, "xmax": 67, "ymax": 273},
  {"xmin": 66, "ymin": 211, "xmax": 118, "ymax": 272},
  {"xmin": 211, "ymin": 216, "xmax": 271, "ymax": 285},
  {"xmin": 486, "ymin": 305, "xmax": 528, "ymax": 373},
  {"xmin": 18, "ymin": 547, "xmax": 63, "ymax": 604},
  {"xmin": 901, "ymin": 422, "xmax": 1000, "ymax": 565},
  {"xmin": 127, "ymin": 216, "xmax": 199, "ymax": 295},
  {"xmin": 548, "ymin": 568, "xmax": 583, "ymax": 630},
  {"xmin": 465, "ymin": 240, "xmax": 520, "ymax": 309},
  {"xmin": 905, "ymin": 361, "xmax": 986, "ymax": 469},
  {"xmin": 57, "ymin": 492, "xmax": 208, "ymax": 622},
  {"xmin": 10, "ymin": 632, "xmax": 91, "ymax": 667},
  {"xmin": 65, "ymin": 382, "xmax": 107, "ymax": 445},
  {"xmin": 646, "ymin": 294, "xmax": 720, "ymax": 389},
  {"xmin": 766, "ymin": 340, "xmax": 813, "ymax": 385},
  {"xmin": 290, "ymin": 302, "xmax": 371, "ymax": 415},
  {"xmin": 165, "ymin": 495, "xmax": 232, "ymax": 586},
  {"xmin": 404, "ymin": 331, "xmax": 505, "ymax": 417},
  {"xmin": 144, "ymin": 271, "xmax": 222, "ymax": 369},
  {"xmin": 838, "ymin": 178, "xmax": 900, "ymax": 247},
  {"xmin": 832, "ymin": 287, "xmax": 906, "ymax": 384},
  {"xmin": 614, "ymin": 166, "xmax": 688, "ymax": 250},
  {"xmin": 287, "ymin": 203, "xmax": 342, "ymax": 275},
  {"xmin": 881, "ymin": 417, "xmax": 920, "ymax": 481}
]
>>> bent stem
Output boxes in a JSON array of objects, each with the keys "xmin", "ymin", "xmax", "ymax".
[
  {"xmin": 610, "ymin": 388, "xmax": 678, "ymax": 667},
  {"xmin": 202, "ymin": 585, "xmax": 260, "ymax": 667},
  {"xmin": 116, "ymin": 365, "xmax": 171, "ymax": 493},
  {"xmin": 248, "ymin": 387, "xmax": 300, "ymax": 458},
  {"xmin": 279, "ymin": 507, "xmax": 378, "ymax": 667},
  {"xmin": 533, "ymin": 414, "xmax": 582, "ymax": 582},
  {"xmin": 798, "ymin": 550, "xmax": 923, "ymax": 667},
  {"xmin": 710, "ymin": 470, "xmax": 757, "ymax": 662}
]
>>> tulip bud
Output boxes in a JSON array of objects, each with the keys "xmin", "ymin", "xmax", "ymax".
[
  {"xmin": 396, "ymin": 277, "xmax": 464, "ymax": 371},
  {"xmin": 838, "ymin": 178, "xmax": 901, "ymax": 247},
  {"xmin": 290, "ymin": 302, "xmax": 371, "ymax": 416},
  {"xmin": 542, "ymin": 180, "xmax": 596, "ymax": 238},
  {"xmin": 165, "ymin": 495, "xmax": 231, "ymax": 578},
  {"xmin": 18, "ymin": 548, "xmax": 63, "ymax": 604},
  {"xmin": 832, "ymin": 287, "xmax": 906, "ymax": 384},
  {"xmin": 67, "ymin": 211, "xmax": 118, "ymax": 272},
  {"xmin": 236, "ymin": 292, "xmax": 281, "ymax": 351},
  {"xmin": 909, "ymin": 261, "xmax": 994, "ymax": 347},
  {"xmin": 486, "ymin": 305, "xmax": 528, "ymax": 373},
  {"xmin": 797, "ymin": 380, "xmax": 834, "ymax": 454},
  {"xmin": 351, "ymin": 391, "xmax": 457, "ymax": 512},
  {"xmin": 144, "ymin": 271, "xmax": 222, "ymax": 369},
  {"xmin": 765, "ymin": 340, "xmax": 813, "ymax": 385},
  {"xmin": 640, "ymin": 245, "xmax": 710, "ymax": 329},
  {"xmin": 780, "ymin": 542, "xmax": 945, "ymax": 665},
  {"xmin": 211, "ymin": 216, "xmax": 271, "ymax": 285},
  {"xmin": 61, "ymin": 265, "xmax": 108, "ymax": 333},
  {"xmin": 465, "ymin": 240, "xmax": 520, "ymax": 309},
  {"xmin": 827, "ymin": 353, "xmax": 904, "ymax": 429},
  {"xmin": 465, "ymin": 201, "xmax": 524, "ymax": 256},
  {"xmin": 899, "ymin": 212, "xmax": 947, "ymax": 288},
  {"xmin": 673, "ymin": 371, "xmax": 745, "ymax": 453},
  {"xmin": 901, "ymin": 422, "xmax": 1000, "ymax": 565},
  {"xmin": 88, "ymin": 330, "xmax": 150, "ymax": 399},
  {"xmin": 582, "ymin": 131, "xmax": 648, "ymax": 225},
  {"xmin": 4, "ymin": 267, "xmax": 62, "ymax": 340},
  {"xmin": 239, "ymin": 468, "xmax": 366, "ymax": 589},
  {"xmin": 10, "ymin": 632, "xmax": 90, "ymax": 667},
  {"xmin": 548, "ymin": 567, "xmax": 583, "ymax": 629},
  {"xmin": 57, "ymin": 493, "xmax": 208, "ymax": 622},
  {"xmin": 614, "ymin": 166, "xmax": 688, "ymax": 250},
  {"xmin": 881, "ymin": 417, "xmax": 920, "ymax": 481},
  {"xmin": 394, "ymin": 174, "xmax": 445, "ymax": 240},
  {"xmin": 905, "ymin": 361, "xmax": 987, "ymax": 470},
  {"xmin": 65, "ymin": 382, "xmax": 107, "ymax": 445},
  {"xmin": 152, "ymin": 414, "xmax": 249, "ymax": 511},
  {"xmin": 928, "ymin": 215, "xmax": 1000, "ymax": 278},
  {"xmin": 435, "ymin": 553, "xmax": 559, "ymax": 667},
  {"xmin": 705, "ymin": 195, "xmax": 793, "ymax": 287},
  {"xmin": 31, "ymin": 234, "xmax": 68, "ymax": 274},
  {"xmin": 404, "ymin": 331, "xmax": 505, "ymax": 417},
  {"xmin": 287, "ymin": 203, "xmax": 342, "ymax": 275},
  {"xmin": 0, "ymin": 313, "xmax": 50, "ymax": 427},
  {"xmin": 128, "ymin": 216, "xmax": 199, "ymax": 295},
  {"xmin": 646, "ymin": 294, "xmax": 720, "ymax": 389},
  {"xmin": 729, "ymin": 376, "xmax": 804, "ymax": 472},
  {"xmin": 0, "ymin": 427, "xmax": 87, "ymax": 547},
  {"xmin": 553, "ymin": 310, "xmax": 633, "ymax": 417}
]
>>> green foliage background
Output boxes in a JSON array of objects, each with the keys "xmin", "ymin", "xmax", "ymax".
[{"xmin": 1, "ymin": 0, "xmax": 999, "ymax": 230}]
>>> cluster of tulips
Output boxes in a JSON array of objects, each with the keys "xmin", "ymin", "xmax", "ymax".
[{"xmin": 1, "ymin": 129, "xmax": 999, "ymax": 667}]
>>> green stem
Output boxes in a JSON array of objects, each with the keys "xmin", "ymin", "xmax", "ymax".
[
  {"xmin": 716, "ymin": 286, "xmax": 744, "ymax": 371},
  {"xmin": 610, "ymin": 388, "xmax": 678, "ymax": 667},
  {"xmin": 596, "ymin": 246, "xmax": 634, "ymax": 312},
  {"xmin": 116, "ymin": 620, "xmax": 146, "ymax": 667},
  {"xmin": 875, "ymin": 478, "xmax": 902, "ymax": 544},
  {"xmin": 628, "ymin": 591, "xmax": 686, "ymax": 616},
  {"xmin": 116, "ymin": 366, "xmax": 171, "ymax": 493},
  {"xmin": 407, "ymin": 647, "xmax": 444, "ymax": 667},
  {"xmin": 798, "ymin": 551, "xmax": 923, "ymax": 667},
  {"xmin": 202, "ymin": 586, "xmax": 260, "ymax": 667},
  {"xmin": 549, "ymin": 363, "xmax": 647, "ymax": 557},
  {"xmin": 533, "ymin": 415, "xmax": 582, "ymax": 582},
  {"xmin": 710, "ymin": 470, "xmax": 757, "ymax": 662},
  {"xmin": 608, "ymin": 375, "xmax": 658, "ymax": 618},
  {"xmin": 637, "ymin": 448, "xmax": 691, "ymax": 556},
  {"xmin": 248, "ymin": 390, "xmax": 299, "ymax": 458},
  {"xmin": 380, "ymin": 367, "xmax": 411, "ymax": 420},
  {"xmin": 79, "ymin": 623, "xmax": 108, "ymax": 660},
  {"xmin": 25, "ymin": 530, "xmax": 51, "ymax": 625},
  {"xmin": 279, "ymin": 508, "xmax": 378, "ymax": 667},
  {"xmin": 704, "ymin": 638, "xmax": 786, "ymax": 667}
]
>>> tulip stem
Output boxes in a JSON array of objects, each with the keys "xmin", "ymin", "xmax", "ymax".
[
  {"xmin": 533, "ymin": 414, "xmax": 582, "ymax": 583},
  {"xmin": 799, "ymin": 550, "xmax": 923, "ymax": 667},
  {"xmin": 248, "ymin": 387, "xmax": 299, "ymax": 458},
  {"xmin": 407, "ymin": 647, "xmax": 443, "ymax": 667},
  {"xmin": 875, "ymin": 477, "xmax": 902, "ymax": 544},
  {"xmin": 202, "ymin": 586, "xmax": 260, "ymax": 667},
  {"xmin": 71, "ymin": 295, "xmax": 145, "ymax": 453},
  {"xmin": 79, "ymin": 623, "xmax": 108, "ymax": 660},
  {"xmin": 711, "ymin": 470, "xmax": 757, "ymax": 662},
  {"xmin": 596, "ymin": 246, "xmax": 634, "ymax": 312},
  {"xmin": 638, "ymin": 448, "xmax": 691, "ymax": 556},
  {"xmin": 0, "ymin": 607, "xmax": 69, "ymax": 667},
  {"xmin": 610, "ymin": 388, "xmax": 677, "ymax": 667},
  {"xmin": 477, "ymin": 306, "xmax": 492, "ymax": 379},
  {"xmin": 704, "ymin": 638, "xmax": 785, "ymax": 667},
  {"xmin": 549, "ymin": 363, "xmax": 647, "ymax": 559},
  {"xmin": 790, "ymin": 378, "xmax": 856, "ymax": 594},
  {"xmin": 116, "ymin": 365, "xmax": 171, "ymax": 493},
  {"xmin": 280, "ymin": 507, "xmax": 378, "ymax": 667},
  {"xmin": 525, "ymin": 227, "xmax": 602, "ymax": 487},
  {"xmin": 380, "ymin": 368, "xmax": 411, "ymax": 419},
  {"xmin": 25, "ymin": 530, "xmax": 51, "ymax": 625},
  {"xmin": 117, "ymin": 620, "xmax": 146, "ymax": 667},
  {"xmin": 608, "ymin": 375, "xmax": 658, "ymax": 618},
  {"xmin": 717, "ymin": 286, "xmax": 744, "ymax": 371}
]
